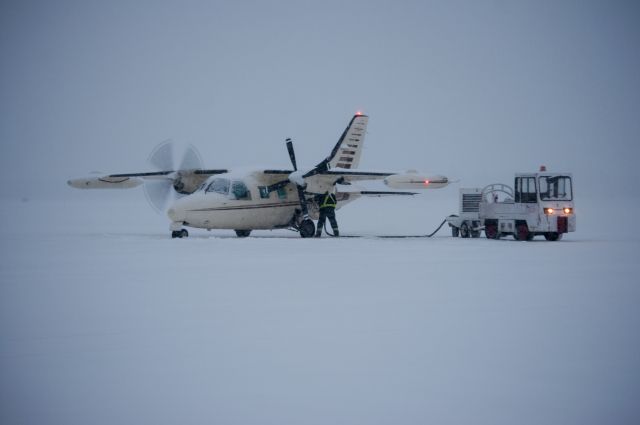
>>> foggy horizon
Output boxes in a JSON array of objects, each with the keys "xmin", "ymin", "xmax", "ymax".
[{"xmin": 1, "ymin": 0, "xmax": 639, "ymax": 203}]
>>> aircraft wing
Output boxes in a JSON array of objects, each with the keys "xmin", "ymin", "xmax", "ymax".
[
  {"xmin": 68, "ymin": 169, "xmax": 228, "ymax": 190},
  {"xmin": 260, "ymin": 168, "xmax": 449, "ymax": 194}
]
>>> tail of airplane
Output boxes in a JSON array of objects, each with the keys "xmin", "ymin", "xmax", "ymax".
[{"xmin": 325, "ymin": 113, "xmax": 369, "ymax": 170}]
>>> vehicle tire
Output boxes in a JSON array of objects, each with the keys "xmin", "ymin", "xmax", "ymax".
[
  {"xmin": 460, "ymin": 223, "xmax": 470, "ymax": 238},
  {"xmin": 485, "ymin": 223, "xmax": 498, "ymax": 239},
  {"xmin": 180, "ymin": 229, "xmax": 189, "ymax": 238},
  {"xmin": 514, "ymin": 224, "xmax": 530, "ymax": 241},
  {"xmin": 544, "ymin": 232, "xmax": 562, "ymax": 241},
  {"xmin": 299, "ymin": 219, "xmax": 316, "ymax": 238},
  {"xmin": 451, "ymin": 226, "xmax": 459, "ymax": 237},
  {"xmin": 235, "ymin": 229, "xmax": 251, "ymax": 238}
]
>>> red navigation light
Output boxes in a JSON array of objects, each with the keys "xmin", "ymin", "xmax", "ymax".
[
  {"xmin": 355, "ymin": 111, "xmax": 363, "ymax": 116},
  {"xmin": 424, "ymin": 180, "xmax": 430, "ymax": 186}
]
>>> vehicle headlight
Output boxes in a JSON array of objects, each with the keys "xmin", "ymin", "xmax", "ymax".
[
  {"xmin": 544, "ymin": 208, "xmax": 554, "ymax": 215},
  {"xmin": 563, "ymin": 207, "xmax": 573, "ymax": 214}
]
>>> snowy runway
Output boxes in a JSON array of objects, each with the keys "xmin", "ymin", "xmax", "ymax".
[{"xmin": 1, "ymin": 200, "xmax": 639, "ymax": 425}]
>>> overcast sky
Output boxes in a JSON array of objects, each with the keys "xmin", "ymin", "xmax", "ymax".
[{"xmin": 1, "ymin": 0, "xmax": 638, "ymax": 202}]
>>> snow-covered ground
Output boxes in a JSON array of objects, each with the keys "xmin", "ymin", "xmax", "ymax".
[{"xmin": 1, "ymin": 195, "xmax": 639, "ymax": 425}]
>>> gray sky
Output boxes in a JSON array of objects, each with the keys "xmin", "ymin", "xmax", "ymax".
[{"xmin": 1, "ymin": 0, "xmax": 639, "ymax": 202}]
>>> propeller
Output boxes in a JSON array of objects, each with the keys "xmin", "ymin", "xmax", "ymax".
[
  {"xmin": 264, "ymin": 138, "xmax": 324, "ymax": 237},
  {"xmin": 283, "ymin": 138, "xmax": 312, "ymax": 220},
  {"xmin": 143, "ymin": 140, "xmax": 204, "ymax": 213}
]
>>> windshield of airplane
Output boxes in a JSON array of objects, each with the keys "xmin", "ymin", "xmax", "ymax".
[
  {"xmin": 205, "ymin": 178, "xmax": 230, "ymax": 195},
  {"xmin": 539, "ymin": 176, "xmax": 572, "ymax": 201},
  {"xmin": 230, "ymin": 180, "xmax": 251, "ymax": 200}
]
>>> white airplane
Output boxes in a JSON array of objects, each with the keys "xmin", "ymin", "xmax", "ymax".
[{"xmin": 68, "ymin": 113, "xmax": 451, "ymax": 238}]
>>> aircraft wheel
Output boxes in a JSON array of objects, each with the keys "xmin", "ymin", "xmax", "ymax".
[
  {"xmin": 172, "ymin": 229, "xmax": 188, "ymax": 238},
  {"xmin": 451, "ymin": 226, "xmax": 459, "ymax": 237},
  {"xmin": 299, "ymin": 219, "xmax": 315, "ymax": 238},
  {"xmin": 235, "ymin": 229, "xmax": 251, "ymax": 238}
]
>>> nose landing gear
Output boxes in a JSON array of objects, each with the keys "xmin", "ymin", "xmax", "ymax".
[{"xmin": 170, "ymin": 221, "xmax": 188, "ymax": 238}]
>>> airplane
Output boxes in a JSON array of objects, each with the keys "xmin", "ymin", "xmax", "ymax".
[{"xmin": 68, "ymin": 113, "xmax": 451, "ymax": 238}]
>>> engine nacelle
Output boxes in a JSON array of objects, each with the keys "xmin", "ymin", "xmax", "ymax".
[
  {"xmin": 384, "ymin": 173, "xmax": 449, "ymax": 189},
  {"xmin": 67, "ymin": 176, "xmax": 143, "ymax": 189}
]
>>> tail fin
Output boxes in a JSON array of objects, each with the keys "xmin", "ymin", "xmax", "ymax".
[{"xmin": 326, "ymin": 114, "xmax": 369, "ymax": 170}]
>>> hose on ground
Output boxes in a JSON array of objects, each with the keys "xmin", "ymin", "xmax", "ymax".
[{"xmin": 323, "ymin": 218, "xmax": 449, "ymax": 238}]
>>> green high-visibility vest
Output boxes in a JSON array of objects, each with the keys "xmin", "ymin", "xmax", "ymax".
[{"xmin": 320, "ymin": 193, "xmax": 337, "ymax": 208}]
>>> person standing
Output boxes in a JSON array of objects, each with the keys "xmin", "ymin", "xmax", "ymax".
[{"xmin": 315, "ymin": 190, "xmax": 339, "ymax": 237}]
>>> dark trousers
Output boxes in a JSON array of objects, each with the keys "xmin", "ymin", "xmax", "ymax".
[{"xmin": 317, "ymin": 208, "xmax": 338, "ymax": 236}]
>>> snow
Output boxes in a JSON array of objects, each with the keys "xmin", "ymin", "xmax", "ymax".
[{"xmin": 1, "ymin": 196, "xmax": 639, "ymax": 425}]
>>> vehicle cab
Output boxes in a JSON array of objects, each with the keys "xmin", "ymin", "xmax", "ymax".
[{"xmin": 479, "ymin": 168, "xmax": 576, "ymax": 240}]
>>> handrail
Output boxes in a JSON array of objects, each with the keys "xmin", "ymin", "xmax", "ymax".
[{"xmin": 481, "ymin": 183, "xmax": 514, "ymax": 202}]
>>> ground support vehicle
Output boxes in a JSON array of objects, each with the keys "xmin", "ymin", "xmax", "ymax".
[
  {"xmin": 448, "ymin": 170, "xmax": 576, "ymax": 241},
  {"xmin": 446, "ymin": 188, "xmax": 483, "ymax": 238}
]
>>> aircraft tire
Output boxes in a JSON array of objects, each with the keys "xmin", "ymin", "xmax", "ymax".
[
  {"xmin": 235, "ymin": 229, "xmax": 251, "ymax": 238},
  {"xmin": 299, "ymin": 219, "xmax": 315, "ymax": 238},
  {"xmin": 172, "ymin": 229, "xmax": 189, "ymax": 238}
]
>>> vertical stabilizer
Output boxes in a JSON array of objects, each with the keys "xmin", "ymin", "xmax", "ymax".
[{"xmin": 326, "ymin": 114, "xmax": 369, "ymax": 170}]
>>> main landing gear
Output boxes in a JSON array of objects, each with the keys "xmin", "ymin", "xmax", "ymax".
[
  {"xmin": 298, "ymin": 219, "xmax": 316, "ymax": 238},
  {"xmin": 172, "ymin": 229, "xmax": 189, "ymax": 238},
  {"xmin": 289, "ymin": 208, "xmax": 316, "ymax": 238}
]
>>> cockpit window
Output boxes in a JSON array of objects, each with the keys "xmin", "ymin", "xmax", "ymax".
[
  {"xmin": 539, "ymin": 176, "xmax": 572, "ymax": 201},
  {"xmin": 230, "ymin": 180, "xmax": 251, "ymax": 200},
  {"xmin": 206, "ymin": 178, "xmax": 230, "ymax": 195}
]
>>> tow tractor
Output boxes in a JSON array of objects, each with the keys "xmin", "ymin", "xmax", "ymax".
[{"xmin": 447, "ymin": 167, "xmax": 575, "ymax": 241}]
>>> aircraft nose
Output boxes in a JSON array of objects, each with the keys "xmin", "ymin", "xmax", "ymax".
[{"xmin": 167, "ymin": 202, "xmax": 186, "ymax": 222}]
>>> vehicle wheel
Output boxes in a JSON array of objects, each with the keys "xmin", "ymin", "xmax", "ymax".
[
  {"xmin": 299, "ymin": 219, "xmax": 316, "ymax": 238},
  {"xmin": 514, "ymin": 224, "xmax": 530, "ymax": 241},
  {"xmin": 235, "ymin": 229, "xmax": 251, "ymax": 238},
  {"xmin": 485, "ymin": 223, "xmax": 498, "ymax": 239},
  {"xmin": 544, "ymin": 232, "xmax": 562, "ymax": 241},
  {"xmin": 460, "ymin": 223, "xmax": 470, "ymax": 238},
  {"xmin": 451, "ymin": 226, "xmax": 459, "ymax": 237}
]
